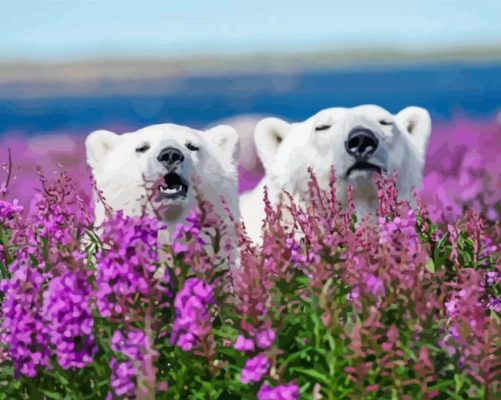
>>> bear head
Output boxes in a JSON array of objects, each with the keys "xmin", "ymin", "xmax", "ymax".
[
  {"xmin": 86, "ymin": 123, "xmax": 239, "ymax": 228},
  {"xmin": 254, "ymin": 105, "xmax": 431, "ymax": 211}
]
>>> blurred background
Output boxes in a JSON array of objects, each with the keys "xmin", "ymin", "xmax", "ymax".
[{"xmin": 0, "ymin": 0, "xmax": 500, "ymax": 221}]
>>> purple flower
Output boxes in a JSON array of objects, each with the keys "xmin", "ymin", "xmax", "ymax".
[
  {"xmin": 445, "ymin": 297, "xmax": 460, "ymax": 317},
  {"xmin": 234, "ymin": 335, "xmax": 255, "ymax": 352},
  {"xmin": 42, "ymin": 270, "xmax": 96, "ymax": 369},
  {"xmin": 379, "ymin": 208, "xmax": 418, "ymax": 250},
  {"xmin": 111, "ymin": 330, "xmax": 147, "ymax": 360},
  {"xmin": 347, "ymin": 286, "xmax": 360, "ymax": 302},
  {"xmin": 364, "ymin": 274, "xmax": 385, "ymax": 299},
  {"xmin": 0, "ymin": 172, "xmax": 93, "ymax": 377},
  {"xmin": 172, "ymin": 211, "xmax": 205, "ymax": 255},
  {"xmin": 0, "ymin": 262, "xmax": 49, "ymax": 377},
  {"xmin": 241, "ymin": 354, "xmax": 270, "ymax": 384},
  {"xmin": 488, "ymin": 297, "xmax": 501, "ymax": 312},
  {"xmin": 485, "ymin": 271, "xmax": 499, "ymax": 287},
  {"xmin": 170, "ymin": 278, "xmax": 215, "ymax": 351},
  {"xmin": 109, "ymin": 329, "xmax": 148, "ymax": 398},
  {"xmin": 0, "ymin": 198, "xmax": 23, "ymax": 227},
  {"xmin": 257, "ymin": 382, "xmax": 300, "ymax": 400},
  {"xmin": 109, "ymin": 357, "xmax": 136, "ymax": 398},
  {"xmin": 256, "ymin": 328, "xmax": 276, "ymax": 350},
  {"xmin": 94, "ymin": 212, "xmax": 165, "ymax": 319},
  {"xmin": 171, "ymin": 204, "xmax": 230, "ymax": 273}
]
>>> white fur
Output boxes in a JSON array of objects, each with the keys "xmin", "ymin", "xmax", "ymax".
[
  {"xmin": 86, "ymin": 123, "xmax": 240, "ymax": 242},
  {"xmin": 240, "ymin": 105, "xmax": 432, "ymax": 242}
]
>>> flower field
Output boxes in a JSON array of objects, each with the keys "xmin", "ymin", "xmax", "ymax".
[
  {"xmin": 0, "ymin": 115, "xmax": 499, "ymax": 399},
  {"xmin": 1, "ymin": 114, "xmax": 500, "ymax": 222}
]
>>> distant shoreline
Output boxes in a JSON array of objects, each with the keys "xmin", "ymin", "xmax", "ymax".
[
  {"xmin": 1, "ymin": 45, "xmax": 501, "ymax": 99},
  {"xmin": 1, "ymin": 62, "xmax": 500, "ymax": 134}
]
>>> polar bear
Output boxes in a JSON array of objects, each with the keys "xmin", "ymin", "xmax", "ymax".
[
  {"xmin": 240, "ymin": 105, "xmax": 432, "ymax": 242},
  {"xmin": 86, "ymin": 123, "xmax": 240, "ymax": 241}
]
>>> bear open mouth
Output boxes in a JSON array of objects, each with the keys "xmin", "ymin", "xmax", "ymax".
[
  {"xmin": 157, "ymin": 172, "xmax": 189, "ymax": 200},
  {"xmin": 346, "ymin": 161, "xmax": 383, "ymax": 177}
]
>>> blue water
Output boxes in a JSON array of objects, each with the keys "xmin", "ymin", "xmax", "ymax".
[{"xmin": 1, "ymin": 61, "xmax": 501, "ymax": 134}]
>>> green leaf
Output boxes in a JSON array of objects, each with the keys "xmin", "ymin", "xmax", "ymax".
[
  {"xmin": 454, "ymin": 373, "xmax": 464, "ymax": 393},
  {"xmin": 445, "ymin": 390, "xmax": 466, "ymax": 400},
  {"xmin": 40, "ymin": 390, "xmax": 64, "ymax": 400},
  {"xmin": 425, "ymin": 257, "xmax": 435, "ymax": 273},
  {"xmin": 290, "ymin": 367, "xmax": 331, "ymax": 385}
]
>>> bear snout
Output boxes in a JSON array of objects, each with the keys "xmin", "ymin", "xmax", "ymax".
[
  {"xmin": 345, "ymin": 128, "xmax": 379, "ymax": 160},
  {"xmin": 157, "ymin": 147, "xmax": 185, "ymax": 169}
]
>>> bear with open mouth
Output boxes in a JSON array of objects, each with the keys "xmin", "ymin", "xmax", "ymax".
[{"xmin": 86, "ymin": 122, "xmax": 240, "ymax": 241}]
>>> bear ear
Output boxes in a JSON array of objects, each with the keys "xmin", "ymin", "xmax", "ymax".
[
  {"xmin": 86, "ymin": 129, "xmax": 122, "ymax": 169},
  {"xmin": 254, "ymin": 117, "xmax": 292, "ymax": 173},
  {"xmin": 396, "ymin": 106, "xmax": 432, "ymax": 156},
  {"xmin": 205, "ymin": 125, "xmax": 240, "ymax": 165}
]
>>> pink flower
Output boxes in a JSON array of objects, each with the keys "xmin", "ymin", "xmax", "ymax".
[
  {"xmin": 256, "ymin": 328, "xmax": 276, "ymax": 350},
  {"xmin": 257, "ymin": 382, "xmax": 300, "ymax": 400},
  {"xmin": 241, "ymin": 354, "xmax": 270, "ymax": 384},
  {"xmin": 234, "ymin": 335, "xmax": 255, "ymax": 352}
]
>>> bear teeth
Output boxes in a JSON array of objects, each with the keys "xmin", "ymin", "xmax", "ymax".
[{"xmin": 159, "ymin": 184, "xmax": 183, "ymax": 194}]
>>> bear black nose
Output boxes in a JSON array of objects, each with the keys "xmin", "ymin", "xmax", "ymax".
[
  {"xmin": 157, "ymin": 147, "xmax": 184, "ymax": 167},
  {"xmin": 345, "ymin": 129, "xmax": 379, "ymax": 159}
]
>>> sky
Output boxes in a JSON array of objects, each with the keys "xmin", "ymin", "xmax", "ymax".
[{"xmin": 1, "ymin": 0, "xmax": 500, "ymax": 61}]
